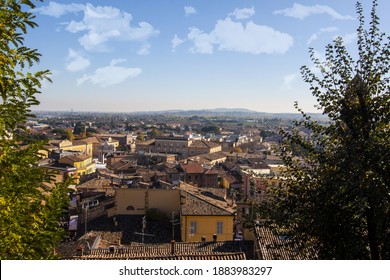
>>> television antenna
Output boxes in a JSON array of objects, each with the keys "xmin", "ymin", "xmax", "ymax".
[{"xmin": 134, "ymin": 216, "xmax": 154, "ymax": 243}]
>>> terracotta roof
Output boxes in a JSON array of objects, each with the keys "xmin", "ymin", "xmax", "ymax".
[
  {"xmin": 109, "ymin": 160, "xmax": 135, "ymax": 172},
  {"xmin": 76, "ymin": 178, "xmax": 114, "ymax": 195},
  {"xmin": 72, "ymin": 250, "xmax": 246, "ymax": 260},
  {"xmin": 204, "ymin": 168, "xmax": 219, "ymax": 175},
  {"xmin": 59, "ymin": 154, "xmax": 91, "ymax": 163},
  {"xmin": 155, "ymin": 136, "xmax": 188, "ymax": 141},
  {"xmin": 180, "ymin": 162, "xmax": 204, "ymax": 174},
  {"xmin": 83, "ymin": 136, "xmax": 103, "ymax": 144},
  {"xmin": 190, "ymin": 140, "xmax": 221, "ymax": 149},
  {"xmin": 218, "ymin": 171, "xmax": 238, "ymax": 184},
  {"xmin": 96, "ymin": 133, "xmax": 129, "ymax": 138},
  {"xmin": 255, "ymin": 222, "xmax": 318, "ymax": 260},
  {"xmin": 180, "ymin": 182, "xmax": 235, "ymax": 216},
  {"xmin": 136, "ymin": 139, "xmax": 155, "ymax": 146},
  {"xmin": 59, "ymin": 230, "xmax": 253, "ymax": 260}
]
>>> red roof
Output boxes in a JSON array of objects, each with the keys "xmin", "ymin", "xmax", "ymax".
[{"xmin": 180, "ymin": 163, "xmax": 204, "ymax": 174}]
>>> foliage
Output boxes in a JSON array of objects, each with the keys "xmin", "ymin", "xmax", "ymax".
[
  {"xmin": 0, "ymin": 0, "xmax": 70, "ymax": 259},
  {"xmin": 149, "ymin": 127, "xmax": 162, "ymax": 139},
  {"xmin": 73, "ymin": 121, "xmax": 86, "ymax": 135},
  {"xmin": 136, "ymin": 132, "xmax": 145, "ymax": 141},
  {"xmin": 200, "ymin": 125, "xmax": 220, "ymax": 133},
  {"xmin": 265, "ymin": 0, "xmax": 390, "ymax": 259},
  {"xmin": 65, "ymin": 129, "xmax": 75, "ymax": 141}
]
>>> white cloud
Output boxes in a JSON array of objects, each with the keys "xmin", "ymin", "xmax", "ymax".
[
  {"xmin": 282, "ymin": 72, "xmax": 299, "ymax": 89},
  {"xmin": 171, "ymin": 34, "xmax": 185, "ymax": 52},
  {"xmin": 37, "ymin": 2, "xmax": 159, "ymax": 52},
  {"xmin": 77, "ymin": 59, "xmax": 142, "ymax": 87},
  {"xmin": 274, "ymin": 3, "xmax": 354, "ymax": 20},
  {"xmin": 186, "ymin": 16, "xmax": 294, "ymax": 55},
  {"xmin": 34, "ymin": 1, "xmax": 84, "ymax": 18},
  {"xmin": 229, "ymin": 7, "xmax": 255, "ymax": 20},
  {"xmin": 137, "ymin": 43, "xmax": 151, "ymax": 56},
  {"xmin": 66, "ymin": 49, "xmax": 90, "ymax": 72},
  {"xmin": 188, "ymin": 28, "xmax": 215, "ymax": 54},
  {"xmin": 184, "ymin": 6, "xmax": 197, "ymax": 16},
  {"xmin": 307, "ymin": 26, "xmax": 338, "ymax": 45}
]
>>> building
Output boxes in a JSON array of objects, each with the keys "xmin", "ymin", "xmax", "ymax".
[
  {"xmin": 136, "ymin": 136, "xmax": 222, "ymax": 159},
  {"xmin": 154, "ymin": 136, "xmax": 190, "ymax": 157},
  {"xmin": 188, "ymin": 151, "xmax": 227, "ymax": 165},
  {"xmin": 137, "ymin": 152, "xmax": 176, "ymax": 166},
  {"xmin": 107, "ymin": 186, "xmax": 180, "ymax": 217},
  {"xmin": 95, "ymin": 133, "xmax": 134, "ymax": 148},
  {"xmin": 97, "ymin": 138, "xmax": 120, "ymax": 163},
  {"xmin": 188, "ymin": 140, "xmax": 222, "ymax": 156},
  {"xmin": 180, "ymin": 182, "xmax": 236, "ymax": 242},
  {"xmin": 180, "ymin": 162, "xmax": 219, "ymax": 188},
  {"xmin": 242, "ymin": 169, "xmax": 278, "ymax": 198},
  {"xmin": 46, "ymin": 139, "xmax": 93, "ymax": 156},
  {"xmin": 58, "ymin": 154, "xmax": 96, "ymax": 183}
]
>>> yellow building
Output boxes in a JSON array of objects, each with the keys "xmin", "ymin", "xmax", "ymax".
[
  {"xmin": 58, "ymin": 154, "xmax": 96, "ymax": 183},
  {"xmin": 180, "ymin": 182, "xmax": 236, "ymax": 242},
  {"xmin": 188, "ymin": 140, "xmax": 222, "ymax": 156},
  {"xmin": 106, "ymin": 181, "xmax": 236, "ymax": 243},
  {"xmin": 47, "ymin": 139, "xmax": 93, "ymax": 156}
]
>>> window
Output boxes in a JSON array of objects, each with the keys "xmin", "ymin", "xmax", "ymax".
[
  {"xmin": 190, "ymin": 221, "xmax": 197, "ymax": 234},
  {"xmin": 217, "ymin": 222, "xmax": 223, "ymax": 234}
]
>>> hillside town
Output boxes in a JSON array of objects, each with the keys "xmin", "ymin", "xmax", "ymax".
[{"xmin": 25, "ymin": 110, "xmax": 321, "ymax": 260}]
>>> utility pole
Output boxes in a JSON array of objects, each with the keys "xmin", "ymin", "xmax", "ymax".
[
  {"xmin": 135, "ymin": 216, "xmax": 154, "ymax": 243},
  {"xmin": 84, "ymin": 206, "xmax": 88, "ymax": 234}
]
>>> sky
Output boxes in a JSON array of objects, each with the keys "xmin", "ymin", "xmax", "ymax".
[{"xmin": 25, "ymin": 0, "xmax": 390, "ymax": 113}]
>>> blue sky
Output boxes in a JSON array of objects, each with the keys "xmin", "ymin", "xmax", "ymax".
[{"xmin": 26, "ymin": 0, "xmax": 390, "ymax": 113}]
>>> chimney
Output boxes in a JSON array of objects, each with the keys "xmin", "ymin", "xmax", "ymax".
[
  {"xmin": 109, "ymin": 245, "xmax": 115, "ymax": 254},
  {"xmin": 201, "ymin": 236, "xmax": 206, "ymax": 242},
  {"xmin": 213, "ymin": 234, "xmax": 217, "ymax": 242},
  {"xmin": 170, "ymin": 240, "xmax": 176, "ymax": 255}
]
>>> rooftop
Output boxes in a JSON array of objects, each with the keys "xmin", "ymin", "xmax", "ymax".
[
  {"xmin": 58, "ymin": 230, "xmax": 254, "ymax": 260},
  {"xmin": 179, "ymin": 182, "xmax": 235, "ymax": 216},
  {"xmin": 254, "ymin": 221, "xmax": 318, "ymax": 260},
  {"xmin": 180, "ymin": 162, "xmax": 204, "ymax": 174}
]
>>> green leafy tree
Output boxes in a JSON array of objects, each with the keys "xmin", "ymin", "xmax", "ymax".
[
  {"xmin": 265, "ymin": 1, "xmax": 390, "ymax": 259},
  {"xmin": 0, "ymin": 0, "xmax": 70, "ymax": 259},
  {"xmin": 200, "ymin": 125, "xmax": 220, "ymax": 133},
  {"xmin": 73, "ymin": 121, "xmax": 86, "ymax": 135}
]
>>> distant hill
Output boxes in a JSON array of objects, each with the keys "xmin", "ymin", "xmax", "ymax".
[
  {"xmin": 129, "ymin": 108, "xmax": 327, "ymax": 120},
  {"xmin": 33, "ymin": 108, "xmax": 328, "ymax": 120}
]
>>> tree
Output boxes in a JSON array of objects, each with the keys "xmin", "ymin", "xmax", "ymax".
[
  {"xmin": 201, "ymin": 125, "xmax": 220, "ymax": 133},
  {"xmin": 149, "ymin": 127, "xmax": 162, "ymax": 139},
  {"xmin": 265, "ymin": 0, "xmax": 390, "ymax": 259},
  {"xmin": 73, "ymin": 121, "xmax": 86, "ymax": 135},
  {"xmin": 136, "ymin": 132, "xmax": 145, "ymax": 141},
  {"xmin": 0, "ymin": 1, "xmax": 70, "ymax": 259},
  {"xmin": 65, "ymin": 129, "xmax": 75, "ymax": 141}
]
